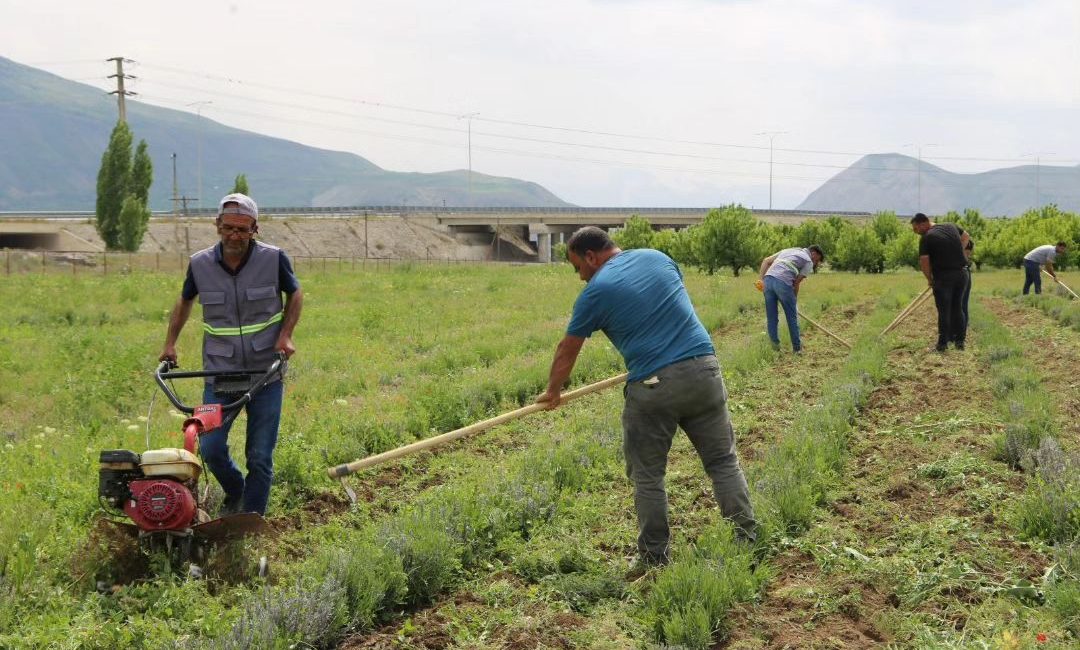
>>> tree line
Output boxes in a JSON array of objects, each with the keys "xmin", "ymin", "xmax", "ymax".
[{"xmin": 600, "ymin": 205, "xmax": 1079, "ymax": 275}]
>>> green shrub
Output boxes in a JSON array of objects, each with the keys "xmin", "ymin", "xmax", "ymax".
[
  {"xmin": 544, "ymin": 571, "xmax": 625, "ymax": 613},
  {"xmin": 382, "ymin": 513, "xmax": 462, "ymax": 607}
]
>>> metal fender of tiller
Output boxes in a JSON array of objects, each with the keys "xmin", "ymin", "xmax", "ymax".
[{"xmin": 192, "ymin": 512, "xmax": 273, "ymax": 543}]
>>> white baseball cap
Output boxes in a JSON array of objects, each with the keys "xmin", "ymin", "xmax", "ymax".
[{"xmin": 218, "ymin": 193, "xmax": 258, "ymax": 222}]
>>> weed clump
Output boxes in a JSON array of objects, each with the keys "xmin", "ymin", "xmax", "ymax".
[{"xmin": 1014, "ymin": 438, "xmax": 1080, "ymax": 544}]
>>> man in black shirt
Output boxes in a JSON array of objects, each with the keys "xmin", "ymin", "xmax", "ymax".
[
  {"xmin": 958, "ymin": 238, "xmax": 974, "ymax": 343},
  {"xmin": 911, "ymin": 213, "xmax": 971, "ymax": 351}
]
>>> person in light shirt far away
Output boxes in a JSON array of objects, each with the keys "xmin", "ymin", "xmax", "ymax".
[
  {"xmin": 756, "ymin": 245, "xmax": 825, "ymax": 353},
  {"xmin": 1022, "ymin": 242, "xmax": 1067, "ymax": 295}
]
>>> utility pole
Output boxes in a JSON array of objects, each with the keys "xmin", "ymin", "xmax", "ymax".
[
  {"xmin": 187, "ymin": 101, "xmax": 213, "ymax": 208},
  {"xmin": 755, "ymin": 131, "xmax": 787, "ymax": 210},
  {"xmin": 903, "ymin": 143, "xmax": 940, "ymax": 213},
  {"xmin": 106, "ymin": 57, "xmax": 136, "ymax": 123},
  {"xmin": 171, "ymin": 153, "xmax": 179, "ymax": 218},
  {"xmin": 458, "ymin": 112, "xmax": 479, "ymax": 207},
  {"xmin": 1022, "ymin": 152, "xmax": 1054, "ymax": 208}
]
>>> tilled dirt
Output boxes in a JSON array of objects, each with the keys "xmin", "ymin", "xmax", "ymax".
[{"xmin": 720, "ymin": 295, "xmax": 1066, "ymax": 649}]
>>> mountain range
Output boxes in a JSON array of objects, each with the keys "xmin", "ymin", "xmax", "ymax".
[
  {"xmin": 0, "ymin": 56, "xmax": 570, "ymax": 211},
  {"xmin": 797, "ymin": 153, "xmax": 1080, "ymax": 216},
  {"xmin": 4, "ymin": 56, "xmax": 1078, "ymax": 216}
]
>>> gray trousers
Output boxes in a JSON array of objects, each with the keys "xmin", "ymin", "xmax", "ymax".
[{"xmin": 622, "ymin": 354, "xmax": 757, "ymax": 561}]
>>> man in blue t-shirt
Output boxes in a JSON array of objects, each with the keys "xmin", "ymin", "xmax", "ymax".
[{"xmin": 537, "ymin": 227, "xmax": 756, "ymax": 571}]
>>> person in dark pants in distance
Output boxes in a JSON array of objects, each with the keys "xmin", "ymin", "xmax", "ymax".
[
  {"xmin": 911, "ymin": 213, "xmax": 970, "ymax": 352},
  {"xmin": 536, "ymin": 227, "xmax": 756, "ymax": 577}
]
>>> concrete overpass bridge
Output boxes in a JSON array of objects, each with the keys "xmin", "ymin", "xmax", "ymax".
[{"xmin": 0, "ymin": 206, "xmax": 871, "ymax": 262}]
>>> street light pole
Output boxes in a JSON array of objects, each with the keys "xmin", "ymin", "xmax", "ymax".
[
  {"xmin": 187, "ymin": 101, "xmax": 212, "ymax": 208},
  {"xmin": 171, "ymin": 153, "xmax": 178, "ymax": 218},
  {"xmin": 755, "ymin": 131, "xmax": 787, "ymax": 210}
]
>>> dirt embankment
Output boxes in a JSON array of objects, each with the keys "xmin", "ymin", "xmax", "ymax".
[{"xmin": 54, "ymin": 216, "xmax": 526, "ymax": 261}]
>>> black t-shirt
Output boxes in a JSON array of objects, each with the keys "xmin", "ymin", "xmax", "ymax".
[{"xmin": 919, "ymin": 223, "xmax": 966, "ymax": 273}]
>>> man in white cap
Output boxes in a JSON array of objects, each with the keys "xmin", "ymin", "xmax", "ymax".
[{"xmin": 159, "ymin": 193, "xmax": 304, "ymax": 516}]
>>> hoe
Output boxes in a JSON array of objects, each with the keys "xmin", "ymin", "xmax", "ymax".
[{"xmin": 97, "ymin": 353, "xmax": 284, "ymax": 572}]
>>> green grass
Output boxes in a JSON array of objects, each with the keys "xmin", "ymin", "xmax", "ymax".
[{"xmin": 0, "ymin": 266, "xmax": 1076, "ymax": 647}]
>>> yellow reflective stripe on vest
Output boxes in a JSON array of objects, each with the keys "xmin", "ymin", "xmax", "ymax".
[{"xmin": 202, "ymin": 311, "xmax": 283, "ymax": 336}]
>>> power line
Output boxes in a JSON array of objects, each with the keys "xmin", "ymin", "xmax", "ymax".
[
  {"xmin": 136, "ymin": 91, "xmax": 1080, "ymax": 195},
  {"xmin": 137, "ymin": 78, "xmax": 1080, "ymax": 176},
  {"xmin": 135, "ymin": 61, "xmax": 1078, "ymax": 166}
]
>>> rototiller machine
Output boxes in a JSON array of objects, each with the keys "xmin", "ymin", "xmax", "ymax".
[{"xmin": 97, "ymin": 354, "xmax": 284, "ymax": 568}]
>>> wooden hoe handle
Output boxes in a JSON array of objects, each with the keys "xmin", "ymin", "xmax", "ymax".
[{"xmin": 328, "ymin": 372, "xmax": 629, "ymax": 478}]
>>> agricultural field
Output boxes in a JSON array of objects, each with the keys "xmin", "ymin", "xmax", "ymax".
[{"xmin": 0, "ymin": 262, "xmax": 1077, "ymax": 649}]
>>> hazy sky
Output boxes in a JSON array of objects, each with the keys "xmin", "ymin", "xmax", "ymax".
[{"xmin": 3, "ymin": 0, "xmax": 1078, "ymax": 207}]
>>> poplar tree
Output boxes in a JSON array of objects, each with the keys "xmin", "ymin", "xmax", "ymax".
[
  {"xmin": 95, "ymin": 122, "xmax": 133, "ymax": 248},
  {"xmin": 95, "ymin": 123, "xmax": 153, "ymax": 251}
]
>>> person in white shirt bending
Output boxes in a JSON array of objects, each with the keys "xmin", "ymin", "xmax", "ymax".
[{"xmin": 1023, "ymin": 242, "xmax": 1067, "ymax": 295}]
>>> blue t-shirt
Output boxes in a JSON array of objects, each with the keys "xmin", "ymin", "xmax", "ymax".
[{"xmin": 566, "ymin": 249, "xmax": 714, "ymax": 382}]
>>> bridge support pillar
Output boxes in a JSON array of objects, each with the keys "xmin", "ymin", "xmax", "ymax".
[{"xmin": 537, "ymin": 232, "xmax": 552, "ymax": 263}]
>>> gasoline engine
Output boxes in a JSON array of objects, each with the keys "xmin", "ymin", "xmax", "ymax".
[
  {"xmin": 99, "ymin": 446, "xmax": 207, "ymax": 534},
  {"xmin": 97, "ymin": 356, "xmax": 282, "ymax": 567},
  {"xmin": 97, "ymin": 405, "xmax": 221, "ymax": 560}
]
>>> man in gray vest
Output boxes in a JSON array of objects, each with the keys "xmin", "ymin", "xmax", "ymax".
[{"xmin": 159, "ymin": 193, "xmax": 304, "ymax": 516}]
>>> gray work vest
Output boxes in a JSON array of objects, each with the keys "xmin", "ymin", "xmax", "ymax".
[{"xmin": 190, "ymin": 241, "xmax": 286, "ymax": 390}]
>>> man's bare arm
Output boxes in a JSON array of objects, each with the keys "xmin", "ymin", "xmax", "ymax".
[
  {"xmin": 536, "ymin": 335, "xmax": 586, "ymax": 409},
  {"xmin": 275, "ymin": 288, "xmax": 304, "ymax": 357},
  {"xmin": 919, "ymin": 255, "xmax": 933, "ymax": 286},
  {"xmin": 160, "ymin": 297, "xmax": 194, "ymax": 363}
]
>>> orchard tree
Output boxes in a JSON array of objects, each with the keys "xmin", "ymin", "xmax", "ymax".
[
  {"xmin": 832, "ymin": 226, "xmax": 885, "ymax": 273},
  {"xmin": 870, "ymin": 211, "xmax": 903, "ymax": 244},
  {"xmin": 612, "ymin": 215, "xmax": 654, "ymax": 250},
  {"xmin": 885, "ymin": 230, "xmax": 921, "ymax": 269},
  {"xmin": 792, "ymin": 217, "xmax": 843, "ymax": 257},
  {"xmin": 692, "ymin": 204, "xmax": 769, "ymax": 276},
  {"xmin": 652, "ymin": 228, "xmax": 697, "ymax": 267}
]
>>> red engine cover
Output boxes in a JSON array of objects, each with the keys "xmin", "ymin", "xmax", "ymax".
[{"xmin": 123, "ymin": 479, "xmax": 197, "ymax": 531}]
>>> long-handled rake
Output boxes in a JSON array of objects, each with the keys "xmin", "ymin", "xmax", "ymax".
[
  {"xmin": 881, "ymin": 286, "xmax": 933, "ymax": 336},
  {"xmin": 796, "ymin": 308, "xmax": 852, "ymax": 349},
  {"xmin": 1043, "ymin": 270, "xmax": 1080, "ymax": 300},
  {"xmin": 327, "ymin": 372, "xmax": 628, "ymax": 502}
]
